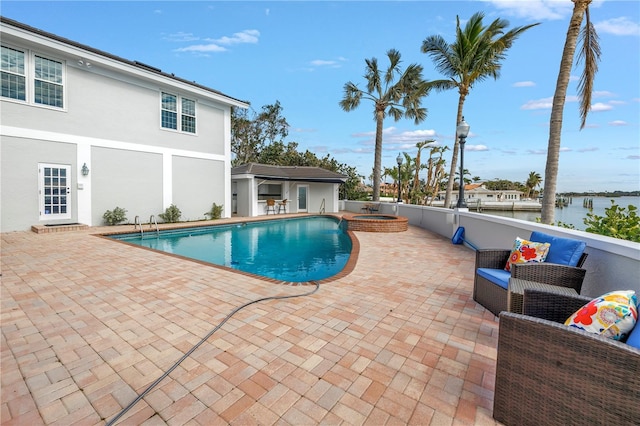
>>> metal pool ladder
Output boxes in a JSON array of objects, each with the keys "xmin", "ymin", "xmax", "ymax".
[{"xmin": 134, "ymin": 215, "xmax": 159, "ymax": 237}]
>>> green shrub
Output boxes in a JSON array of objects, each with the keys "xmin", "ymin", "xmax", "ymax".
[
  {"xmin": 103, "ymin": 207, "xmax": 127, "ymax": 226},
  {"xmin": 159, "ymin": 204, "xmax": 182, "ymax": 223},
  {"xmin": 584, "ymin": 201, "xmax": 640, "ymax": 242},
  {"xmin": 204, "ymin": 203, "xmax": 224, "ymax": 220}
]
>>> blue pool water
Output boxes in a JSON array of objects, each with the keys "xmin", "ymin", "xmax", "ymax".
[{"xmin": 108, "ymin": 216, "xmax": 352, "ymax": 282}]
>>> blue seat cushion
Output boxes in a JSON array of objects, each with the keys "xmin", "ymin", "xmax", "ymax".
[
  {"xmin": 530, "ymin": 231, "xmax": 586, "ymax": 267},
  {"xmin": 477, "ymin": 268, "xmax": 510, "ymax": 289}
]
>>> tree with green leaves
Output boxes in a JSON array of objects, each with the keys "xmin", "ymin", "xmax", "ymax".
[
  {"xmin": 541, "ymin": 0, "xmax": 600, "ymax": 224},
  {"xmin": 231, "ymin": 101, "xmax": 289, "ymax": 166},
  {"xmin": 525, "ymin": 171, "xmax": 542, "ymax": 198},
  {"xmin": 412, "ymin": 139, "xmax": 436, "ymax": 202},
  {"xmin": 421, "ymin": 12, "xmax": 539, "ymax": 208},
  {"xmin": 339, "ymin": 49, "xmax": 429, "ymax": 202}
]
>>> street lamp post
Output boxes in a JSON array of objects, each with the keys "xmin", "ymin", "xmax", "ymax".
[
  {"xmin": 456, "ymin": 117, "xmax": 470, "ymax": 209},
  {"xmin": 396, "ymin": 153, "xmax": 403, "ymax": 203}
]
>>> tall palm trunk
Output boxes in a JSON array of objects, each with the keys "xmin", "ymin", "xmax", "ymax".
[
  {"xmin": 372, "ymin": 110, "xmax": 384, "ymax": 201},
  {"xmin": 444, "ymin": 93, "xmax": 467, "ymax": 208},
  {"xmin": 541, "ymin": 0, "xmax": 590, "ymax": 223}
]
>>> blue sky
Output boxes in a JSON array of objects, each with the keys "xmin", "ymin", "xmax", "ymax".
[{"xmin": 3, "ymin": 1, "xmax": 639, "ymax": 192}]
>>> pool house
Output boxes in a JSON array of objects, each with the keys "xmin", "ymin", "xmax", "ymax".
[{"xmin": 231, "ymin": 163, "xmax": 347, "ymax": 217}]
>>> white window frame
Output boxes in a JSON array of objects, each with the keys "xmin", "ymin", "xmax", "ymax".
[
  {"xmin": 38, "ymin": 163, "xmax": 72, "ymax": 221},
  {"xmin": 0, "ymin": 43, "xmax": 66, "ymax": 110},
  {"xmin": 160, "ymin": 91, "xmax": 197, "ymax": 134}
]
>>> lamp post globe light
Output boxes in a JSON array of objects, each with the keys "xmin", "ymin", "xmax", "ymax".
[
  {"xmin": 396, "ymin": 153, "xmax": 403, "ymax": 203},
  {"xmin": 456, "ymin": 117, "xmax": 470, "ymax": 209}
]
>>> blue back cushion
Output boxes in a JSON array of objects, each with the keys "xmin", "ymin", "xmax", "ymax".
[
  {"xmin": 625, "ymin": 322, "xmax": 640, "ymax": 349},
  {"xmin": 530, "ymin": 231, "xmax": 586, "ymax": 267}
]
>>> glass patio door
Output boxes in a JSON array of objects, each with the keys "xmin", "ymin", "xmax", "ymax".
[
  {"xmin": 39, "ymin": 163, "xmax": 71, "ymax": 220},
  {"xmin": 297, "ymin": 185, "xmax": 308, "ymax": 213}
]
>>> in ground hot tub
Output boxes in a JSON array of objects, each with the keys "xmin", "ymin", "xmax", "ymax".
[{"xmin": 341, "ymin": 213, "xmax": 408, "ymax": 232}]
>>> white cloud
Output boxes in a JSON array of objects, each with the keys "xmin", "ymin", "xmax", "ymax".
[
  {"xmin": 480, "ymin": 0, "xmax": 573, "ymax": 21},
  {"xmin": 175, "ymin": 44, "xmax": 227, "ymax": 53},
  {"xmin": 593, "ymin": 90, "xmax": 615, "ymax": 98},
  {"xmin": 595, "ymin": 17, "xmax": 640, "ymax": 36},
  {"xmin": 466, "ymin": 144, "xmax": 489, "ymax": 152},
  {"xmin": 577, "ymin": 146, "xmax": 599, "ymax": 153},
  {"xmin": 352, "ymin": 126, "xmax": 440, "ymax": 146},
  {"xmin": 590, "ymin": 102, "xmax": 613, "ymax": 112},
  {"xmin": 206, "ymin": 29, "xmax": 260, "ymax": 45},
  {"xmin": 481, "ymin": 0, "xmax": 605, "ymax": 21},
  {"xmin": 175, "ymin": 29, "xmax": 260, "ymax": 54},
  {"xmin": 513, "ymin": 81, "xmax": 535, "ymax": 87},
  {"xmin": 164, "ymin": 32, "xmax": 199, "ymax": 42},
  {"xmin": 609, "ymin": 120, "xmax": 628, "ymax": 126},
  {"xmin": 521, "ymin": 97, "xmax": 553, "ymax": 110},
  {"xmin": 521, "ymin": 95, "xmax": 579, "ymax": 110}
]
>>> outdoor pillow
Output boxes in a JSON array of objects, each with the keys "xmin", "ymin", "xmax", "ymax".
[
  {"xmin": 504, "ymin": 237, "xmax": 551, "ymax": 272},
  {"xmin": 529, "ymin": 231, "xmax": 586, "ymax": 266},
  {"xmin": 565, "ymin": 290, "xmax": 638, "ymax": 341}
]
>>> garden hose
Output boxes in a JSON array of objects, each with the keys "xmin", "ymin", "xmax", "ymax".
[{"xmin": 105, "ymin": 281, "xmax": 320, "ymax": 425}]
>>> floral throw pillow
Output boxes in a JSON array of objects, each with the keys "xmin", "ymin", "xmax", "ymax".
[
  {"xmin": 504, "ymin": 237, "xmax": 551, "ymax": 272},
  {"xmin": 565, "ymin": 290, "xmax": 638, "ymax": 341}
]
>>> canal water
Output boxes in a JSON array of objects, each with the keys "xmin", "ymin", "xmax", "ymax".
[{"xmin": 480, "ymin": 196, "xmax": 640, "ymax": 231}]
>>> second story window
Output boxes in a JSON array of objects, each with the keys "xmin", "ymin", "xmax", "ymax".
[
  {"xmin": 1, "ymin": 46, "xmax": 26, "ymax": 101},
  {"xmin": 1, "ymin": 45, "xmax": 64, "ymax": 109},
  {"xmin": 161, "ymin": 92, "xmax": 196, "ymax": 134},
  {"xmin": 34, "ymin": 55, "xmax": 63, "ymax": 107},
  {"xmin": 181, "ymin": 98, "xmax": 196, "ymax": 133}
]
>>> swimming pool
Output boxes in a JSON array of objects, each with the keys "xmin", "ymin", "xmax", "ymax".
[{"xmin": 107, "ymin": 216, "xmax": 352, "ymax": 282}]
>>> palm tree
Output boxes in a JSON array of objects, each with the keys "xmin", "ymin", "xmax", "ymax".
[
  {"xmin": 541, "ymin": 0, "xmax": 600, "ymax": 224},
  {"xmin": 421, "ymin": 12, "xmax": 539, "ymax": 208},
  {"xmin": 525, "ymin": 171, "xmax": 542, "ymax": 198},
  {"xmin": 340, "ymin": 49, "xmax": 429, "ymax": 201},
  {"xmin": 412, "ymin": 139, "xmax": 436, "ymax": 201}
]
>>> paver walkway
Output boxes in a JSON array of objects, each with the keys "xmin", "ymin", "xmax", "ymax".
[{"xmin": 1, "ymin": 218, "xmax": 500, "ymax": 425}]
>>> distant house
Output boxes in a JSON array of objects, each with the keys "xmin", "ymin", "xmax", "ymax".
[
  {"xmin": 0, "ymin": 16, "xmax": 248, "ymax": 232},
  {"xmin": 438, "ymin": 184, "xmax": 524, "ymax": 206},
  {"xmin": 231, "ymin": 163, "xmax": 347, "ymax": 216}
]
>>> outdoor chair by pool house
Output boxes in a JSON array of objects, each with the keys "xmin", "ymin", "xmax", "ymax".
[
  {"xmin": 473, "ymin": 231, "xmax": 588, "ymax": 316},
  {"xmin": 266, "ymin": 199, "xmax": 277, "ymax": 214}
]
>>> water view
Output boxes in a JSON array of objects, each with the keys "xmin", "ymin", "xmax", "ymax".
[{"xmin": 480, "ymin": 196, "xmax": 640, "ymax": 231}]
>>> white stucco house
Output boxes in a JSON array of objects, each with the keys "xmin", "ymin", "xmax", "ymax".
[
  {"xmin": 0, "ymin": 16, "xmax": 249, "ymax": 232},
  {"xmin": 438, "ymin": 184, "xmax": 525, "ymax": 205},
  {"xmin": 231, "ymin": 163, "xmax": 347, "ymax": 217}
]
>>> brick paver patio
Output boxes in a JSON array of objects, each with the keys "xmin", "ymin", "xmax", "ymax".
[{"xmin": 1, "ymin": 217, "xmax": 500, "ymax": 425}]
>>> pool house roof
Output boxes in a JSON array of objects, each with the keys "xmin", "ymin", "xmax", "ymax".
[{"xmin": 232, "ymin": 163, "xmax": 347, "ymax": 184}]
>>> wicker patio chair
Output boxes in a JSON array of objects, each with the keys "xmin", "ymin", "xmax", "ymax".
[
  {"xmin": 473, "ymin": 231, "xmax": 587, "ymax": 316},
  {"xmin": 494, "ymin": 289, "xmax": 640, "ymax": 425}
]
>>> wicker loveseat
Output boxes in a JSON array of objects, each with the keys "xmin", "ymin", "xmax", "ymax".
[
  {"xmin": 494, "ymin": 289, "xmax": 640, "ymax": 425},
  {"xmin": 473, "ymin": 231, "xmax": 587, "ymax": 316}
]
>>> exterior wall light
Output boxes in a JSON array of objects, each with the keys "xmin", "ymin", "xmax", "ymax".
[{"xmin": 81, "ymin": 163, "xmax": 90, "ymax": 176}]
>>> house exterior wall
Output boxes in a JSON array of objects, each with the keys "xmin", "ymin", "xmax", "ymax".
[
  {"xmin": 90, "ymin": 147, "xmax": 164, "ymax": 226},
  {"xmin": 1, "ymin": 18, "xmax": 245, "ymax": 232},
  {"xmin": 1, "ymin": 137, "xmax": 78, "ymax": 231},
  {"xmin": 172, "ymin": 156, "xmax": 225, "ymax": 221},
  {"xmin": 303, "ymin": 182, "xmax": 340, "ymax": 214}
]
